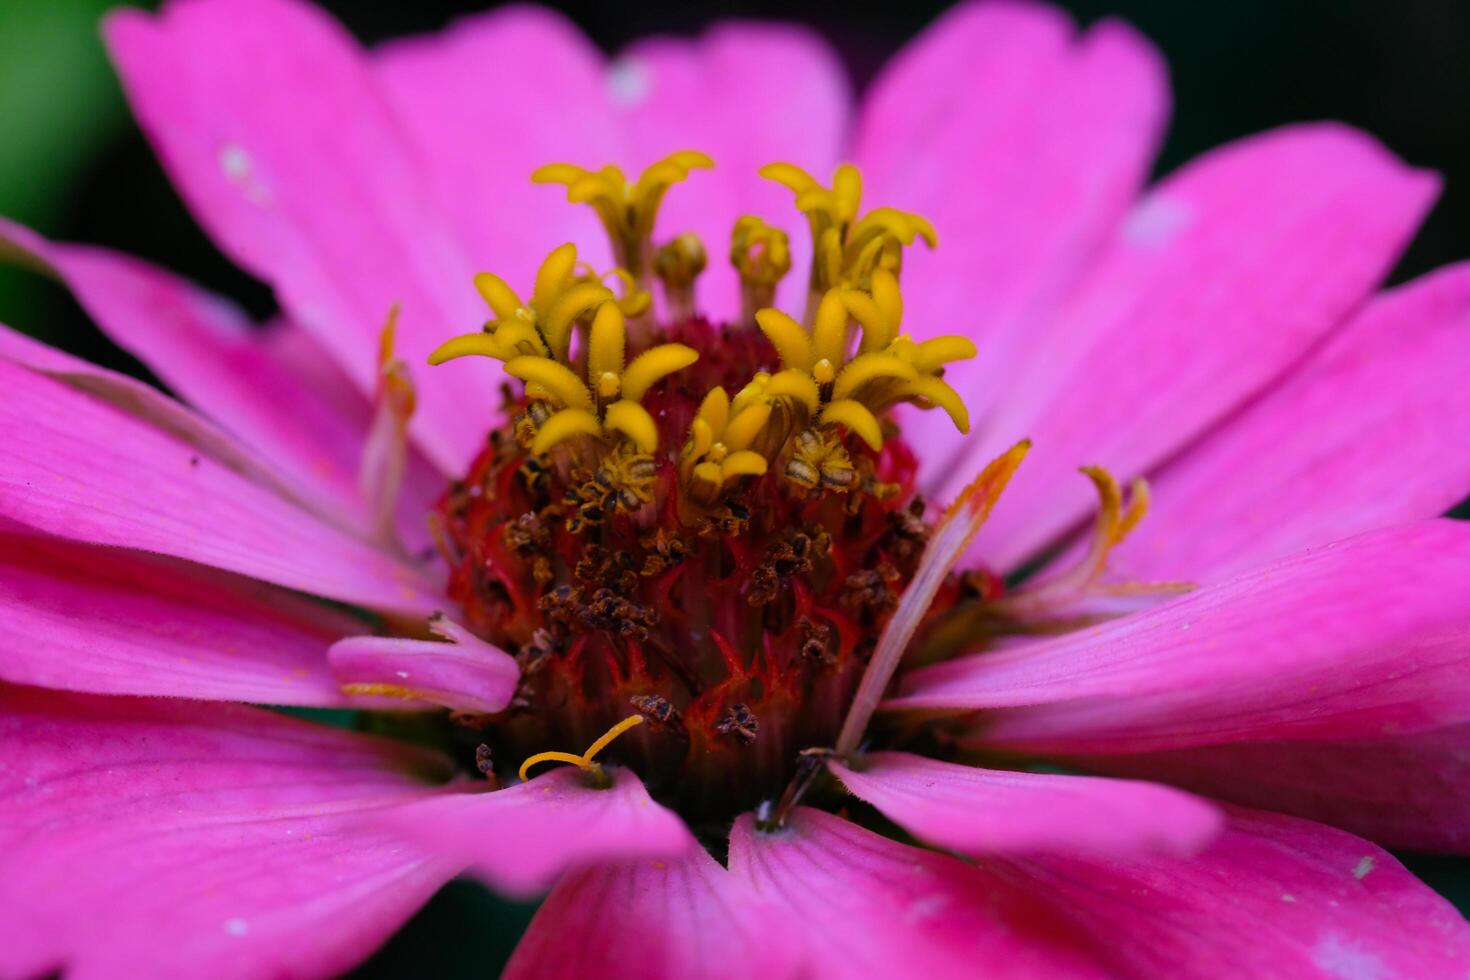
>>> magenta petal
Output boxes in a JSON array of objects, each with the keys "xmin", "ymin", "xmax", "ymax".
[
  {"xmin": 1000, "ymin": 807, "xmax": 1470, "ymax": 977},
  {"xmin": 0, "ymin": 528, "xmax": 364, "ymax": 704},
  {"xmin": 856, "ymin": 2, "xmax": 1169, "ymax": 489},
  {"xmin": 0, "ymin": 320, "xmax": 340, "ymax": 518},
  {"xmin": 893, "ymin": 521, "xmax": 1470, "ymax": 850},
  {"xmin": 953, "ymin": 123, "xmax": 1439, "ymax": 569},
  {"xmin": 0, "ymin": 358, "xmax": 438, "ymax": 614},
  {"xmin": 830, "ymin": 751, "xmax": 1221, "ymax": 858},
  {"xmin": 729, "ymin": 807, "xmax": 1100, "ymax": 978},
  {"xmin": 375, "ymin": 767, "xmax": 694, "ymax": 897},
  {"xmin": 1071, "ymin": 726, "xmax": 1470, "ymax": 853},
  {"xmin": 504, "ymin": 845, "xmax": 803, "ymax": 980},
  {"xmin": 894, "ymin": 521, "xmax": 1470, "ymax": 746},
  {"xmin": 0, "ymin": 684, "xmax": 455, "ymax": 980},
  {"xmin": 620, "ymin": 22, "xmax": 849, "ymax": 321},
  {"xmin": 1109, "ymin": 261, "xmax": 1470, "ymax": 584},
  {"xmin": 0, "ymin": 218, "xmax": 406, "ymax": 528},
  {"xmin": 375, "ymin": 6, "xmax": 618, "ymax": 291},
  {"xmin": 328, "ymin": 634, "xmax": 518, "ymax": 714},
  {"xmin": 104, "ymin": 0, "xmax": 494, "ymax": 473}
]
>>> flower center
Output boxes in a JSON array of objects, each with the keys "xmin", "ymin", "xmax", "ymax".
[{"xmin": 422, "ymin": 155, "xmax": 986, "ymax": 825}]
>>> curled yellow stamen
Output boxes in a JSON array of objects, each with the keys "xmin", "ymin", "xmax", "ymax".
[
  {"xmin": 533, "ymin": 152, "xmax": 713, "ymax": 281},
  {"xmin": 518, "ymin": 714, "xmax": 646, "ymax": 783},
  {"xmin": 751, "ymin": 276, "xmax": 975, "ymax": 454},
  {"xmin": 759, "ymin": 161, "xmax": 935, "ymax": 305}
]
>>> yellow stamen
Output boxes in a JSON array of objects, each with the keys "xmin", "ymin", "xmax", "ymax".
[
  {"xmin": 759, "ymin": 161, "xmax": 935, "ymax": 301},
  {"xmin": 519, "ymin": 714, "xmax": 646, "ymax": 782},
  {"xmin": 533, "ymin": 152, "xmax": 713, "ymax": 280}
]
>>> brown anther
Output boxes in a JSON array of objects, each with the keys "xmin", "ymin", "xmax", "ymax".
[
  {"xmin": 716, "ymin": 703, "xmax": 759, "ymax": 744},
  {"xmin": 474, "ymin": 744, "xmax": 500, "ymax": 788},
  {"xmin": 843, "ymin": 562, "xmax": 902, "ymax": 612},
  {"xmin": 630, "ymin": 694, "xmax": 685, "ymax": 732},
  {"xmin": 785, "ymin": 428, "xmax": 854, "ymax": 494},
  {"xmin": 798, "ymin": 617, "xmax": 837, "ymax": 666},
  {"xmin": 638, "ymin": 528, "xmax": 688, "ymax": 576}
]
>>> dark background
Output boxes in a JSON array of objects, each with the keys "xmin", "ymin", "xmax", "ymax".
[{"xmin": 3, "ymin": 0, "xmax": 1468, "ymax": 973}]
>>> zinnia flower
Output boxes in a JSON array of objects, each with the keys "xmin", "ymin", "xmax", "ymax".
[{"xmin": 4, "ymin": 0, "xmax": 1470, "ymax": 976}]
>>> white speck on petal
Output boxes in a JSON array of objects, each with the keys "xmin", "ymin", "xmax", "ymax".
[
  {"xmin": 1122, "ymin": 193, "xmax": 1192, "ymax": 249},
  {"xmin": 218, "ymin": 143, "xmax": 270, "ymax": 204},
  {"xmin": 1313, "ymin": 933, "xmax": 1385, "ymax": 980},
  {"xmin": 1352, "ymin": 855, "xmax": 1376, "ymax": 879},
  {"xmin": 606, "ymin": 57, "xmax": 650, "ymax": 108},
  {"xmin": 396, "ymin": 670, "xmax": 410, "ymax": 680},
  {"xmin": 224, "ymin": 918, "xmax": 249, "ymax": 937},
  {"xmin": 1281, "ymin": 893, "xmax": 1297, "ymax": 903}
]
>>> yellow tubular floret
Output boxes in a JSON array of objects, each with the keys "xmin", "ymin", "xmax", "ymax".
[
  {"xmin": 622, "ymin": 344, "xmax": 698, "ymax": 402},
  {"xmin": 604, "ymin": 400, "xmax": 660, "ymax": 454},
  {"xmin": 755, "ymin": 308, "xmax": 815, "ymax": 371},
  {"xmin": 473, "ymin": 272, "xmax": 524, "ymax": 321},
  {"xmin": 505, "ymin": 357, "xmax": 594, "ymax": 412},
  {"xmin": 760, "ymin": 160, "xmax": 936, "ymax": 295},
  {"xmin": 721, "ymin": 451, "xmax": 768, "ymax": 480},
  {"xmin": 533, "ymin": 153, "xmax": 713, "ymax": 277},
  {"xmin": 544, "ymin": 282, "xmax": 613, "ymax": 359},
  {"xmin": 811, "ymin": 290, "xmax": 850, "ymax": 366},
  {"xmin": 427, "ymin": 333, "xmax": 503, "ymax": 366},
  {"xmin": 820, "ymin": 399, "xmax": 884, "ymax": 451},
  {"xmin": 764, "ymin": 370, "xmax": 821, "ymax": 414},
  {"xmin": 722, "ymin": 401, "xmax": 774, "ymax": 451},
  {"xmin": 532, "ymin": 243, "xmax": 579, "ymax": 313},
  {"xmin": 831, "ymin": 352, "xmax": 918, "ymax": 403},
  {"xmin": 587, "ymin": 302, "xmax": 627, "ymax": 385},
  {"xmin": 531, "ymin": 408, "xmax": 603, "ymax": 454}
]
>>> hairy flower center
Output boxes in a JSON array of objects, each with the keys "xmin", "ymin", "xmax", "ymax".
[{"xmin": 414, "ymin": 154, "xmax": 1162, "ymax": 829}]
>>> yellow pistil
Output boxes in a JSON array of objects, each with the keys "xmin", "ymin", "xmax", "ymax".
[
  {"xmin": 681, "ymin": 386, "xmax": 775, "ymax": 502},
  {"xmin": 730, "ymin": 215, "xmax": 792, "ymax": 326},
  {"xmin": 430, "ymin": 243, "xmax": 612, "ymax": 366},
  {"xmin": 759, "ymin": 162, "xmax": 936, "ymax": 314},
  {"xmin": 428, "ymin": 246, "xmax": 699, "ymax": 456},
  {"xmin": 533, "ymin": 151, "xmax": 714, "ymax": 284},
  {"xmin": 654, "ymin": 232, "xmax": 707, "ymax": 321},
  {"xmin": 519, "ymin": 714, "xmax": 646, "ymax": 783},
  {"xmin": 574, "ymin": 262, "xmax": 653, "ymax": 319},
  {"xmin": 752, "ymin": 276, "xmax": 975, "ymax": 454}
]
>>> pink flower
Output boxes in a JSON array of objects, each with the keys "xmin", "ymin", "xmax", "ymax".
[{"xmin": 3, "ymin": 0, "xmax": 1469, "ymax": 976}]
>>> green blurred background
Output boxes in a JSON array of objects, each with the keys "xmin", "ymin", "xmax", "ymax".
[{"xmin": 2, "ymin": 0, "xmax": 1468, "ymax": 973}]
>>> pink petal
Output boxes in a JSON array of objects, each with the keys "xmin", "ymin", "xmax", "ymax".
[
  {"xmin": 0, "ymin": 527, "xmax": 365, "ymax": 704},
  {"xmin": 1107, "ymin": 261, "xmax": 1470, "ymax": 584},
  {"xmin": 829, "ymin": 751, "xmax": 1221, "ymax": 857},
  {"xmin": 620, "ymin": 23, "xmax": 850, "ymax": 321},
  {"xmin": 328, "ymin": 633, "xmax": 518, "ymax": 714},
  {"xmin": 1, "ymin": 219, "xmax": 361, "ymax": 517},
  {"xmin": 104, "ymin": 0, "xmax": 495, "ymax": 474},
  {"xmin": 728, "ymin": 807, "xmax": 1099, "ymax": 979},
  {"xmin": 1068, "ymin": 726, "xmax": 1470, "ymax": 853},
  {"xmin": 0, "ymin": 357, "xmax": 439, "ymax": 614},
  {"xmin": 0, "ymin": 320, "xmax": 339, "ymax": 521},
  {"xmin": 0, "ymin": 683, "xmax": 455, "ymax": 980},
  {"xmin": 855, "ymin": 3, "xmax": 1169, "ymax": 488},
  {"xmin": 893, "ymin": 520, "xmax": 1470, "ymax": 747},
  {"xmin": 377, "ymin": 10, "xmax": 850, "ymax": 325},
  {"xmin": 951, "ymin": 124, "xmax": 1439, "ymax": 569},
  {"xmin": 374, "ymin": 6, "xmax": 618, "ymax": 292},
  {"xmin": 997, "ymin": 806, "xmax": 1470, "ymax": 977},
  {"xmin": 375, "ymin": 767, "xmax": 694, "ymax": 897},
  {"xmin": 504, "ymin": 846, "xmax": 803, "ymax": 980}
]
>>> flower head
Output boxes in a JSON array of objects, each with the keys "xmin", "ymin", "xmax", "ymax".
[{"xmin": 2, "ymin": 1, "xmax": 1470, "ymax": 978}]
